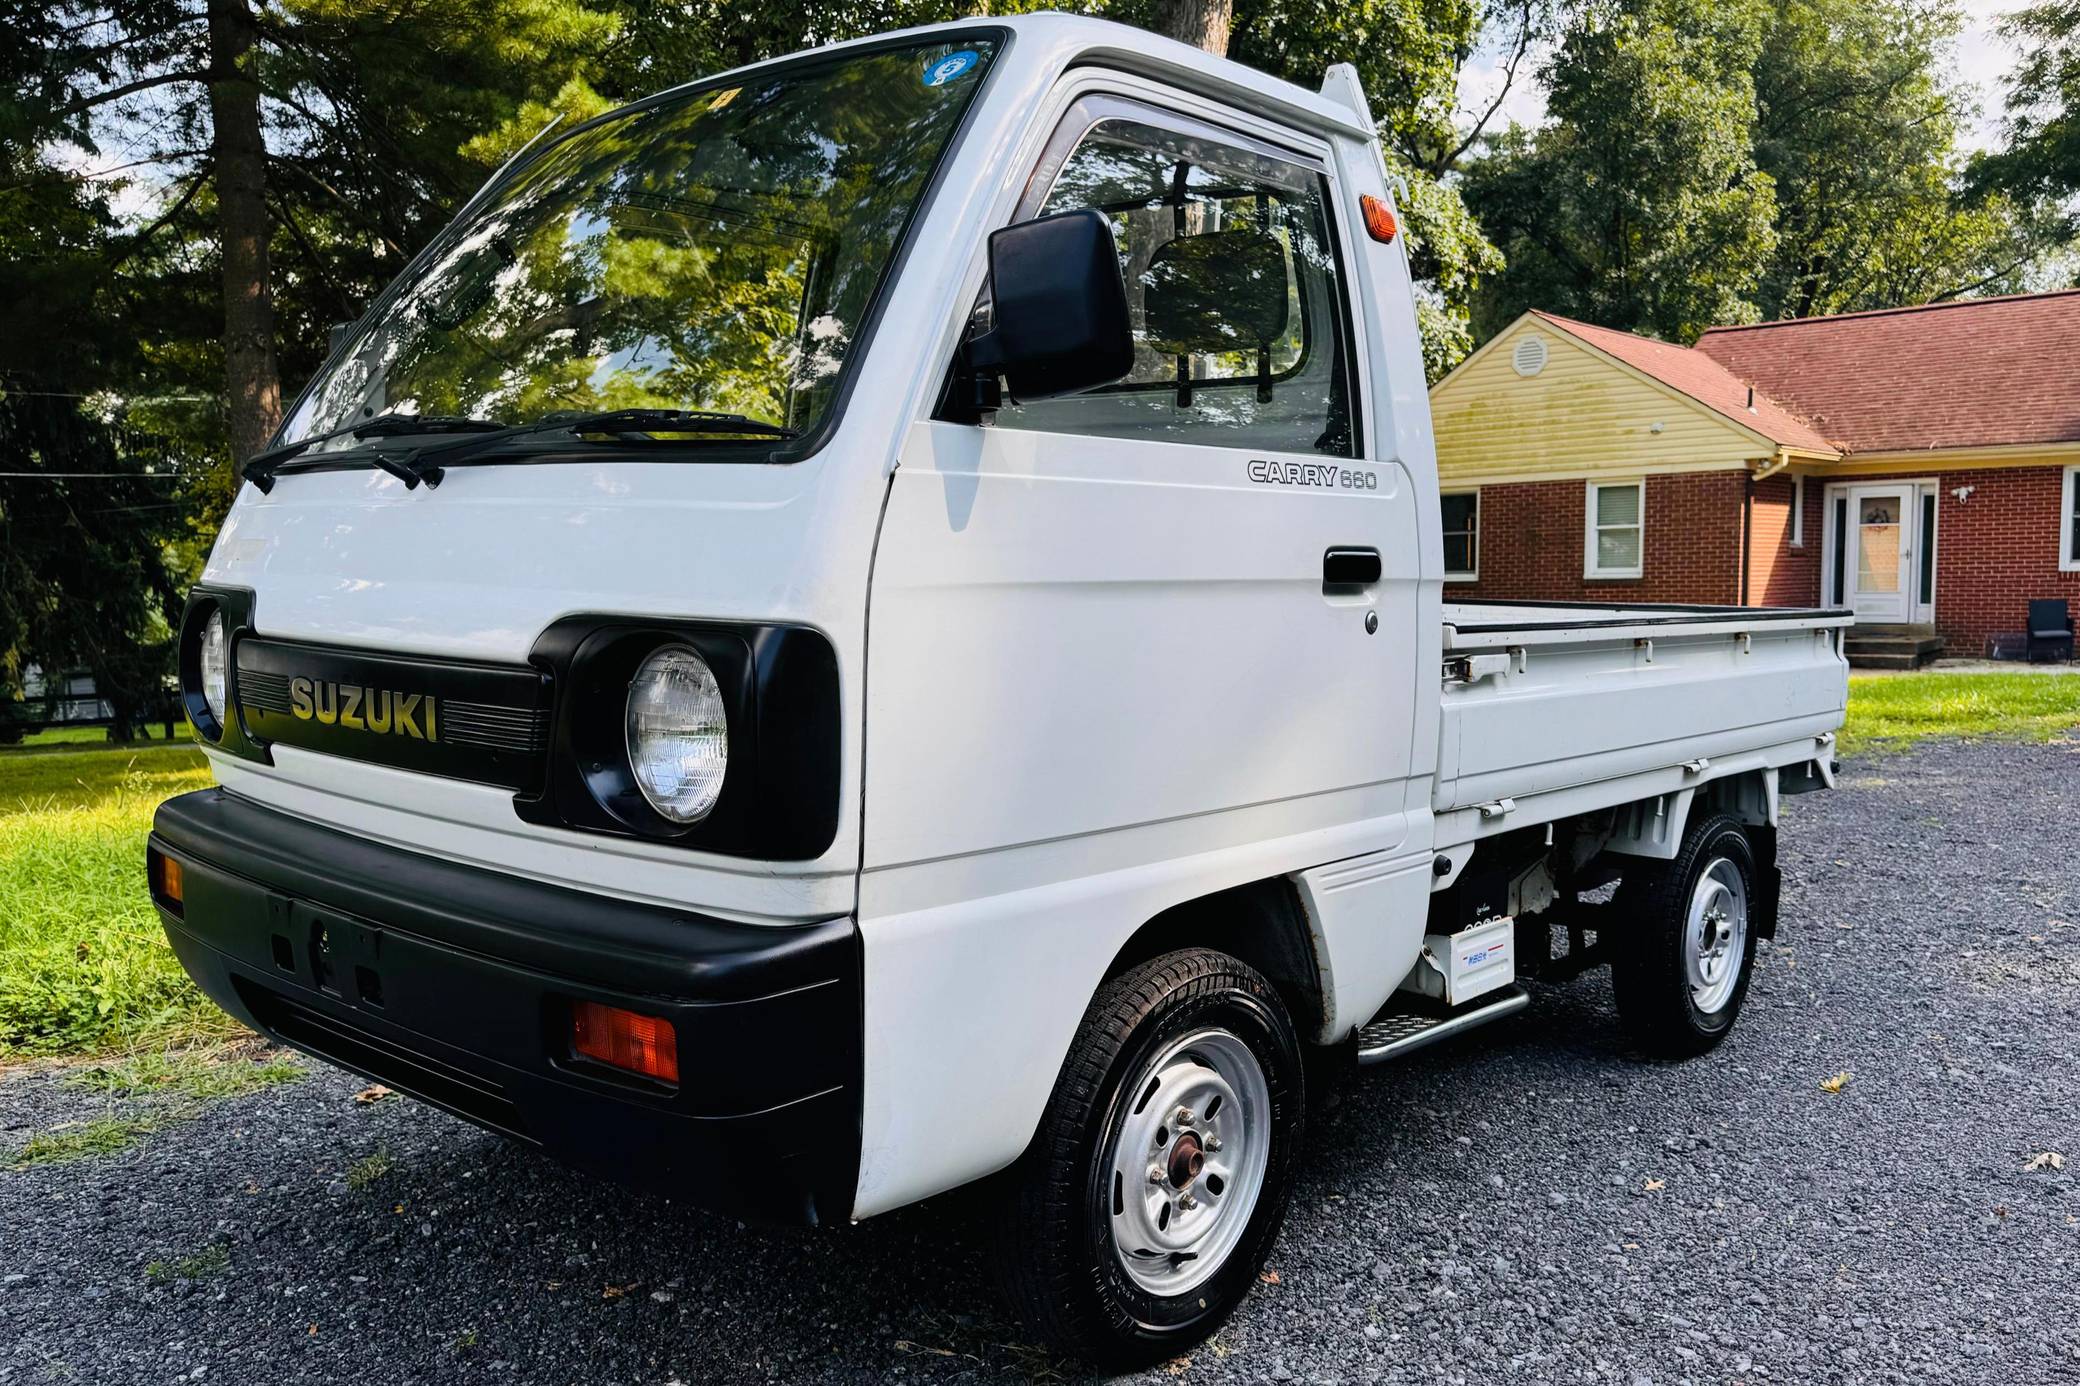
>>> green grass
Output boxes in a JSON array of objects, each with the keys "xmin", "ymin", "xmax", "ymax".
[
  {"xmin": 67, "ymin": 1042, "xmax": 303, "ymax": 1101},
  {"xmin": 346, "ymin": 1146, "xmax": 394, "ymax": 1190},
  {"xmin": 0, "ymin": 749, "xmax": 218, "ymax": 1057},
  {"xmin": 9, "ymin": 723, "xmax": 194, "ymax": 752},
  {"xmin": 1841, "ymin": 672, "xmax": 2080, "ymax": 757},
  {"xmin": 10, "ymin": 1115, "xmax": 162, "ymax": 1166},
  {"xmin": 145, "ymin": 1241, "xmax": 231, "ymax": 1282}
]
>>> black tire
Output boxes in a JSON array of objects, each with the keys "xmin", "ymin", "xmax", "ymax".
[
  {"xmin": 995, "ymin": 948, "xmax": 1305, "ymax": 1367},
  {"xmin": 1610, "ymin": 812, "xmax": 1760, "ymax": 1057}
]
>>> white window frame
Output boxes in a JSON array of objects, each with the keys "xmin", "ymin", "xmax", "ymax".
[
  {"xmin": 1442, "ymin": 488, "xmax": 1480, "ymax": 581},
  {"xmin": 1789, "ymin": 474, "xmax": 1805, "ymax": 548},
  {"xmin": 2062, "ymin": 466, "xmax": 2080, "ymax": 572},
  {"xmin": 1584, "ymin": 479, "xmax": 1646, "ymax": 580}
]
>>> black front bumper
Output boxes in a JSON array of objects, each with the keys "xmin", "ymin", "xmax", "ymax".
[{"xmin": 149, "ymin": 788, "xmax": 860, "ymax": 1226}]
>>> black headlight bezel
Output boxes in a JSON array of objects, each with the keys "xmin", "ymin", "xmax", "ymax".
[
  {"xmin": 518, "ymin": 616, "xmax": 841, "ymax": 861},
  {"xmin": 177, "ymin": 587, "xmax": 271, "ymax": 763}
]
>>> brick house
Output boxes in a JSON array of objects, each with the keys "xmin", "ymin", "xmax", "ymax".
[{"xmin": 1429, "ymin": 292, "xmax": 2080, "ymax": 662}]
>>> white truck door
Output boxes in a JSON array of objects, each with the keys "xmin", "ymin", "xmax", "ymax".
[
  {"xmin": 870, "ymin": 97, "xmax": 1419, "ymax": 868},
  {"xmin": 855, "ymin": 94, "xmax": 1422, "ymax": 1213}
]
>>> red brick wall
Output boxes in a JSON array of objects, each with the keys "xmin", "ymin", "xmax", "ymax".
[
  {"xmin": 1746, "ymin": 472, "xmax": 1823, "ymax": 607},
  {"xmin": 1823, "ymin": 465, "xmax": 2080, "ymax": 657},
  {"xmin": 1445, "ymin": 470, "xmax": 1748, "ymax": 605}
]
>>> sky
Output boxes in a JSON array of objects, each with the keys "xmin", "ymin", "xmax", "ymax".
[{"xmin": 1458, "ymin": 0, "xmax": 2024, "ymax": 153}]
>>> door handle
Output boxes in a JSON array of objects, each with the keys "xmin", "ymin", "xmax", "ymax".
[{"xmin": 1323, "ymin": 546, "xmax": 1382, "ymax": 591}]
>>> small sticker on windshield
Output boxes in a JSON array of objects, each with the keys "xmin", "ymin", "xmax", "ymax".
[{"xmin": 921, "ymin": 50, "xmax": 979, "ymax": 88}]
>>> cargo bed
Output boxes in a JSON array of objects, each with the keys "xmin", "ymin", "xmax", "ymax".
[{"xmin": 1434, "ymin": 600, "xmax": 1853, "ymax": 849}]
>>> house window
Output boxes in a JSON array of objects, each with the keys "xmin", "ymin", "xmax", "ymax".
[
  {"xmin": 1441, "ymin": 491, "xmax": 1479, "ymax": 580},
  {"xmin": 2063, "ymin": 466, "xmax": 2080, "ymax": 572},
  {"xmin": 1585, "ymin": 479, "xmax": 1645, "ymax": 579},
  {"xmin": 1790, "ymin": 474, "xmax": 1805, "ymax": 548}
]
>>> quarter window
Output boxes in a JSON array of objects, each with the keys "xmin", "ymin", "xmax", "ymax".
[
  {"xmin": 1441, "ymin": 491, "xmax": 1479, "ymax": 579},
  {"xmin": 990, "ymin": 111, "xmax": 1355, "ymax": 457},
  {"xmin": 1585, "ymin": 480, "xmax": 1644, "ymax": 579}
]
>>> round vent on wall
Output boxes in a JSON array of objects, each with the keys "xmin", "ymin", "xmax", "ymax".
[{"xmin": 1512, "ymin": 334, "xmax": 1549, "ymax": 377}]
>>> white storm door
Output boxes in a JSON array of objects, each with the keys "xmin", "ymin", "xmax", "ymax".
[{"xmin": 1847, "ymin": 484, "xmax": 1914, "ymax": 622}]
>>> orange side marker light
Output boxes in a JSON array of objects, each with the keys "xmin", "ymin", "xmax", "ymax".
[
  {"xmin": 148, "ymin": 846, "xmax": 184, "ymax": 915},
  {"xmin": 1360, "ymin": 194, "xmax": 1399, "ymax": 243}
]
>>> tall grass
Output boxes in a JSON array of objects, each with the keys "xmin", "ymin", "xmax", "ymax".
[{"xmin": 0, "ymin": 751, "xmax": 219, "ymax": 1056}]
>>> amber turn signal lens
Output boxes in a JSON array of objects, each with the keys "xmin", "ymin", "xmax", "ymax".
[
  {"xmin": 571, "ymin": 999, "xmax": 679, "ymax": 1084},
  {"xmin": 148, "ymin": 846, "xmax": 184, "ymax": 915},
  {"xmin": 1360, "ymin": 193, "xmax": 1398, "ymax": 243}
]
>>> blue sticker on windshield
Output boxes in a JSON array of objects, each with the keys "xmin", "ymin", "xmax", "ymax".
[{"xmin": 922, "ymin": 50, "xmax": 980, "ymax": 88}]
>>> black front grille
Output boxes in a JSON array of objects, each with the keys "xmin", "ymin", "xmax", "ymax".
[{"xmin": 234, "ymin": 637, "xmax": 549, "ymax": 790}]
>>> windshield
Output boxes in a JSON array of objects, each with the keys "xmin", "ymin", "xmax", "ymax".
[{"xmin": 281, "ymin": 38, "xmax": 998, "ymax": 451}]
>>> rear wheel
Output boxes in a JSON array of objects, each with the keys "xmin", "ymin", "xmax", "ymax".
[
  {"xmin": 1610, "ymin": 812, "xmax": 1760, "ymax": 1056},
  {"xmin": 995, "ymin": 948, "xmax": 1303, "ymax": 1366}
]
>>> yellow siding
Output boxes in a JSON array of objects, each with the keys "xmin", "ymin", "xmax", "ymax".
[{"xmin": 1431, "ymin": 317, "xmax": 1772, "ymax": 486}]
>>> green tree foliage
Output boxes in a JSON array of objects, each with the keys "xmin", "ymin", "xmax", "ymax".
[
  {"xmin": 1209, "ymin": 0, "xmax": 1523, "ymax": 376},
  {"xmin": 1462, "ymin": 0, "xmax": 1779, "ymax": 342},
  {"xmin": 1463, "ymin": 0, "xmax": 2061, "ymax": 343},
  {"xmin": 1972, "ymin": 2, "xmax": 2080, "ymax": 231},
  {"xmin": 1754, "ymin": 0, "xmax": 2038, "ymax": 318}
]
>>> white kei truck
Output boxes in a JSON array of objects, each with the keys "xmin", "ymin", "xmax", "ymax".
[{"xmin": 145, "ymin": 14, "xmax": 1851, "ymax": 1364}]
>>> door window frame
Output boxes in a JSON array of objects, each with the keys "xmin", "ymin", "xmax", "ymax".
[
  {"xmin": 944, "ymin": 86, "xmax": 1366, "ymax": 458},
  {"xmin": 1822, "ymin": 478, "xmax": 1938, "ymax": 622}
]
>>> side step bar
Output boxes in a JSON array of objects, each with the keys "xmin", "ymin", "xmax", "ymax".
[{"xmin": 1355, "ymin": 986, "xmax": 1530, "ymax": 1066}]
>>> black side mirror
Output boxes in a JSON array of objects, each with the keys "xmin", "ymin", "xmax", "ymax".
[
  {"xmin": 963, "ymin": 209, "xmax": 1133, "ymax": 411},
  {"xmin": 328, "ymin": 321, "xmax": 354, "ymax": 355},
  {"xmin": 1142, "ymin": 228, "xmax": 1289, "ymax": 357}
]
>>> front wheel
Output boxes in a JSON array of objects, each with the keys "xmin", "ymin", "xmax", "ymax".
[
  {"xmin": 1610, "ymin": 812, "xmax": 1761, "ymax": 1056},
  {"xmin": 995, "ymin": 948, "xmax": 1304, "ymax": 1366}
]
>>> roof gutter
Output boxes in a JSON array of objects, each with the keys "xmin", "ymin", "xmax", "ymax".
[{"xmin": 1751, "ymin": 450, "xmax": 1793, "ymax": 482}]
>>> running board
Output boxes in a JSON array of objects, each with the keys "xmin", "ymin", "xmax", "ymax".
[{"xmin": 1355, "ymin": 986, "xmax": 1530, "ymax": 1066}]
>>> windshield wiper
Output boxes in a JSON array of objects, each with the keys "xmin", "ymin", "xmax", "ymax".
[
  {"xmin": 242, "ymin": 413, "xmax": 507, "ymax": 493},
  {"xmin": 245, "ymin": 408, "xmax": 795, "ymax": 493},
  {"xmin": 384, "ymin": 408, "xmax": 800, "ymax": 488}
]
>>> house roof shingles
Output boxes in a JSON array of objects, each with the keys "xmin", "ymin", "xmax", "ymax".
[
  {"xmin": 1531, "ymin": 311, "xmax": 1838, "ymax": 454},
  {"xmin": 1692, "ymin": 290, "xmax": 2080, "ymax": 455}
]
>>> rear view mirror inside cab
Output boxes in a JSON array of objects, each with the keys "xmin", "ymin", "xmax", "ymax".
[
  {"xmin": 1142, "ymin": 228, "xmax": 1290, "ymax": 403},
  {"xmin": 953, "ymin": 209, "xmax": 1134, "ymax": 416}
]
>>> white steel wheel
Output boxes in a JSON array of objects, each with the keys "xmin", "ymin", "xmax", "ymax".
[
  {"xmin": 1611, "ymin": 813, "xmax": 1762, "ymax": 1057},
  {"xmin": 1684, "ymin": 858, "xmax": 1749, "ymax": 1014},
  {"xmin": 993, "ymin": 947, "xmax": 1304, "ymax": 1367},
  {"xmin": 1105, "ymin": 1028, "xmax": 1272, "ymax": 1296}
]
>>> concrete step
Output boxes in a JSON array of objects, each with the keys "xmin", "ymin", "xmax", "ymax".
[
  {"xmin": 1845, "ymin": 624, "xmax": 1943, "ymax": 669},
  {"xmin": 1847, "ymin": 651, "xmax": 1929, "ymax": 671}
]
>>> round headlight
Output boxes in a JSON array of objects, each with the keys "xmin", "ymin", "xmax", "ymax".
[
  {"xmin": 625, "ymin": 646, "xmax": 728, "ymax": 824},
  {"xmin": 198, "ymin": 611, "xmax": 229, "ymax": 728}
]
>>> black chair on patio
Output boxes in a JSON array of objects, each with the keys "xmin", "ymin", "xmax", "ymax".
[{"xmin": 2027, "ymin": 598, "xmax": 2074, "ymax": 663}]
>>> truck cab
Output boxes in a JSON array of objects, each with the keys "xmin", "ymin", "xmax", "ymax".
[{"xmin": 147, "ymin": 16, "xmax": 1848, "ymax": 1365}]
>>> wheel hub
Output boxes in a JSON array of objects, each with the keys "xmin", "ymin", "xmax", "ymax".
[{"xmin": 1167, "ymin": 1132, "xmax": 1205, "ymax": 1189}]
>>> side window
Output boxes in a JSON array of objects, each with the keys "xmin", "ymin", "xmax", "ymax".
[
  {"xmin": 1441, "ymin": 491, "xmax": 1479, "ymax": 580},
  {"xmin": 992, "ymin": 115, "xmax": 1355, "ymax": 457},
  {"xmin": 1585, "ymin": 479, "xmax": 1645, "ymax": 580}
]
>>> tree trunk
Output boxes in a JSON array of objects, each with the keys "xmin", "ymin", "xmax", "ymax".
[
  {"xmin": 1154, "ymin": 0, "xmax": 1232, "ymax": 56},
  {"xmin": 206, "ymin": 0, "xmax": 281, "ymax": 465}
]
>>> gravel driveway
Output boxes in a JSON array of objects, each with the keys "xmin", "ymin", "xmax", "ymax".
[{"xmin": 5, "ymin": 734, "xmax": 2077, "ymax": 1385}]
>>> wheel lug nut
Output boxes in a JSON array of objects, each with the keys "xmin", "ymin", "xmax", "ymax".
[
  {"xmin": 1177, "ymin": 1107, "xmax": 1194, "ymax": 1125},
  {"xmin": 1206, "ymin": 1137, "xmax": 1222, "ymax": 1152},
  {"xmin": 1178, "ymin": 1193, "xmax": 1196, "ymax": 1210},
  {"xmin": 1148, "ymin": 1163, "xmax": 1166, "ymax": 1184}
]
